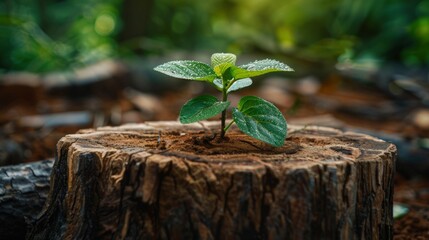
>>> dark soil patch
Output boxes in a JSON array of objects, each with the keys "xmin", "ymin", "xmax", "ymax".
[{"xmin": 394, "ymin": 176, "xmax": 429, "ymax": 239}]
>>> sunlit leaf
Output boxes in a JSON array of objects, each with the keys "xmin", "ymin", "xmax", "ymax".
[
  {"xmin": 231, "ymin": 59, "xmax": 293, "ymax": 79},
  {"xmin": 233, "ymin": 96, "xmax": 287, "ymax": 146},
  {"xmin": 211, "ymin": 53, "xmax": 236, "ymax": 67},
  {"xmin": 213, "ymin": 63, "xmax": 232, "ymax": 78},
  {"xmin": 154, "ymin": 60, "xmax": 216, "ymax": 82},
  {"xmin": 180, "ymin": 95, "xmax": 230, "ymax": 123},
  {"xmin": 211, "ymin": 53, "xmax": 237, "ymax": 77},
  {"xmin": 227, "ymin": 78, "xmax": 252, "ymax": 93}
]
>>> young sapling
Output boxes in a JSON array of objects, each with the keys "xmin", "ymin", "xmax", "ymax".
[{"xmin": 154, "ymin": 53, "xmax": 293, "ymax": 147}]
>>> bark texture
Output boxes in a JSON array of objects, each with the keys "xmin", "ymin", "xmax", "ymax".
[
  {"xmin": 0, "ymin": 159, "xmax": 53, "ymax": 239},
  {"xmin": 28, "ymin": 121, "xmax": 396, "ymax": 240}
]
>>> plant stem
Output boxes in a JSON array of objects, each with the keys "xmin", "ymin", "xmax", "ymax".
[
  {"xmin": 220, "ymin": 88, "xmax": 228, "ymax": 138},
  {"xmin": 224, "ymin": 120, "xmax": 235, "ymax": 132}
]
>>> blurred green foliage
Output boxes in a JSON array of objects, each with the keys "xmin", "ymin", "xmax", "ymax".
[
  {"xmin": 0, "ymin": 0, "xmax": 428, "ymax": 73},
  {"xmin": 0, "ymin": 0, "xmax": 121, "ymax": 72}
]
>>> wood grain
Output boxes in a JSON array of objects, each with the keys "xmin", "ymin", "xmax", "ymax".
[{"xmin": 28, "ymin": 121, "xmax": 396, "ymax": 240}]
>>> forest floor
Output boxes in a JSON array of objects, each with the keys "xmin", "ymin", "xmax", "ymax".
[{"xmin": 1, "ymin": 60, "xmax": 428, "ymax": 238}]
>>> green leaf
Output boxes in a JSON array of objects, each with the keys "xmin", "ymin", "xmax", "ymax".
[
  {"xmin": 227, "ymin": 78, "xmax": 253, "ymax": 93},
  {"xmin": 231, "ymin": 59, "xmax": 294, "ymax": 79},
  {"xmin": 232, "ymin": 96, "xmax": 287, "ymax": 146},
  {"xmin": 180, "ymin": 95, "xmax": 230, "ymax": 124},
  {"xmin": 154, "ymin": 60, "xmax": 216, "ymax": 82},
  {"xmin": 211, "ymin": 53, "xmax": 237, "ymax": 77},
  {"xmin": 213, "ymin": 78, "xmax": 223, "ymax": 90},
  {"xmin": 211, "ymin": 53, "xmax": 236, "ymax": 67},
  {"xmin": 212, "ymin": 76, "xmax": 250, "ymax": 92},
  {"xmin": 213, "ymin": 63, "xmax": 233, "ymax": 78}
]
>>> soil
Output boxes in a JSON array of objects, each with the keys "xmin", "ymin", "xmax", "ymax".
[
  {"xmin": 158, "ymin": 131, "xmax": 301, "ymax": 156},
  {"xmin": 83, "ymin": 122, "xmax": 393, "ymax": 164},
  {"xmin": 394, "ymin": 176, "xmax": 429, "ymax": 239}
]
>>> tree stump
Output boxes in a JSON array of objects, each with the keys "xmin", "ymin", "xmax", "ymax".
[{"xmin": 28, "ymin": 121, "xmax": 396, "ymax": 240}]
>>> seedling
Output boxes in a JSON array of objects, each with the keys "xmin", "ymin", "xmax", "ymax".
[{"xmin": 154, "ymin": 53, "xmax": 293, "ymax": 147}]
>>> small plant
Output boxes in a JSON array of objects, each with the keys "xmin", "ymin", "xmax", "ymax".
[{"xmin": 154, "ymin": 53, "xmax": 293, "ymax": 147}]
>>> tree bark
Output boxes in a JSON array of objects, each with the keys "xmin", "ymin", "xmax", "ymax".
[
  {"xmin": 27, "ymin": 121, "xmax": 396, "ymax": 240},
  {"xmin": 0, "ymin": 159, "xmax": 53, "ymax": 239}
]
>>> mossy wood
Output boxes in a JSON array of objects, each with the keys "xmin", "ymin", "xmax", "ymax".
[{"xmin": 28, "ymin": 121, "xmax": 396, "ymax": 240}]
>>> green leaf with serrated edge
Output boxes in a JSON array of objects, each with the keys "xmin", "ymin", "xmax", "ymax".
[
  {"xmin": 180, "ymin": 95, "xmax": 230, "ymax": 124},
  {"xmin": 154, "ymin": 60, "xmax": 216, "ymax": 82},
  {"xmin": 227, "ymin": 78, "xmax": 252, "ymax": 93},
  {"xmin": 211, "ymin": 53, "xmax": 237, "ymax": 67},
  {"xmin": 232, "ymin": 96, "xmax": 287, "ymax": 147},
  {"xmin": 211, "ymin": 53, "xmax": 237, "ymax": 77},
  {"xmin": 230, "ymin": 59, "xmax": 293, "ymax": 79}
]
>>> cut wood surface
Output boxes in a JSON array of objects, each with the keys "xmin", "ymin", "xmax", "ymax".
[
  {"xmin": 28, "ymin": 121, "xmax": 396, "ymax": 240},
  {"xmin": 0, "ymin": 159, "xmax": 53, "ymax": 239}
]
